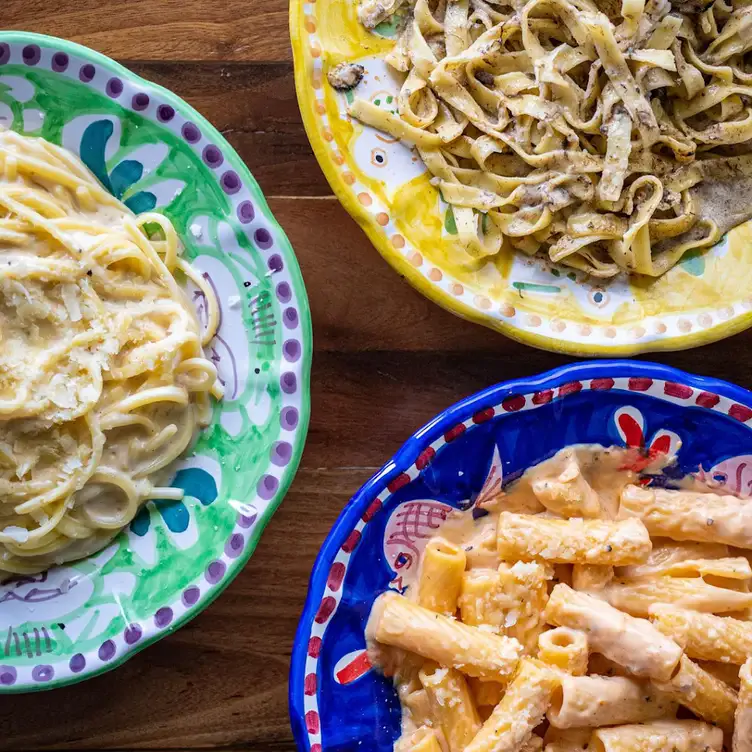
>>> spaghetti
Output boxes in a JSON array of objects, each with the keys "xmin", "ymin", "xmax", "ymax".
[
  {"xmin": 348, "ymin": 0, "xmax": 752, "ymax": 277},
  {"xmin": 0, "ymin": 129, "xmax": 222, "ymax": 574}
]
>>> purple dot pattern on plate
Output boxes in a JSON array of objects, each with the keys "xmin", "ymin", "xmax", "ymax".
[
  {"xmin": 237, "ymin": 200, "xmax": 255, "ymax": 224},
  {"xmin": 271, "ymin": 441, "xmax": 293, "ymax": 467},
  {"xmin": 124, "ymin": 624, "xmax": 143, "ymax": 645},
  {"xmin": 221, "ymin": 170, "xmax": 240, "ymax": 195},
  {"xmin": 276, "ymin": 282, "xmax": 292, "ymax": 303},
  {"xmin": 132, "ymin": 92, "xmax": 149, "ymax": 111},
  {"xmin": 157, "ymin": 104, "xmax": 175, "ymax": 122},
  {"xmin": 32, "ymin": 665, "xmax": 53, "ymax": 682},
  {"xmin": 281, "ymin": 406, "xmax": 299, "ymax": 430},
  {"xmin": 23, "ymin": 45, "xmax": 41, "ymax": 65},
  {"xmin": 257, "ymin": 474, "xmax": 279, "ymax": 500},
  {"xmin": 69, "ymin": 654, "xmax": 86, "ymax": 673},
  {"xmin": 254, "ymin": 228, "xmax": 273, "ymax": 250},
  {"xmin": 281, "ymin": 371, "xmax": 297, "ymax": 394},
  {"xmin": 0, "ymin": 44, "xmax": 10, "ymax": 65},
  {"xmin": 225, "ymin": 533, "xmax": 245, "ymax": 558},
  {"xmin": 106, "ymin": 77, "xmax": 123, "ymax": 98},
  {"xmin": 205, "ymin": 560, "xmax": 226, "ymax": 584},
  {"xmin": 79, "ymin": 64, "xmax": 95, "ymax": 82},
  {"xmin": 238, "ymin": 506, "xmax": 258, "ymax": 528},
  {"xmin": 52, "ymin": 52, "xmax": 69, "ymax": 72},
  {"xmin": 182, "ymin": 586, "xmax": 200, "ymax": 607},
  {"xmin": 283, "ymin": 307, "xmax": 298, "ymax": 328},
  {"xmin": 202, "ymin": 145, "xmax": 223, "ymax": 168},
  {"xmin": 155, "ymin": 607, "xmax": 173, "ymax": 628},
  {"xmin": 0, "ymin": 666, "xmax": 16, "ymax": 685},
  {"xmin": 98, "ymin": 640, "xmax": 116, "ymax": 662},
  {"xmin": 283, "ymin": 339, "xmax": 301, "ymax": 363},
  {"xmin": 182, "ymin": 122, "xmax": 200, "ymax": 143},
  {"xmin": 268, "ymin": 254, "xmax": 283, "ymax": 273}
]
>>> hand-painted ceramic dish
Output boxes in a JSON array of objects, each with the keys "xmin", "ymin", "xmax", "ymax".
[
  {"xmin": 290, "ymin": 361, "xmax": 752, "ymax": 750},
  {"xmin": 0, "ymin": 32, "xmax": 311, "ymax": 692},
  {"xmin": 290, "ymin": 0, "xmax": 752, "ymax": 356}
]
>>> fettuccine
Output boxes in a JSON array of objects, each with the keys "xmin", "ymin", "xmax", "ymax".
[{"xmin": 341, "ymin": 0, "xmax": 752, "ymax": 277}]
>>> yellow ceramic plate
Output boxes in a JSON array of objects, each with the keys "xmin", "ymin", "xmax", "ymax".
[{"xmin": 290, "ymin": 0, "xmax": 752, "ymax": 355}]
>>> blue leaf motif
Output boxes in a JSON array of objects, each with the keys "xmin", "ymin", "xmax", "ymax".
[
  {"xmin": 80, "ymin": 120, "xmax": 114, "ymax": 193},
  {"xmin": 109, "ymin": 160, "xmax": 143, "ymax": 197},
  {"xmin": 79, "ymin": 120, "xmax": 153, "ymax": 205},
  {"xmin": 128, "ymin": 468, "xmax": 219, "ymax": 537},
  {"xmin": 125, "ymin": 191, "xmax": 157, "ymax": 214},
  {"xmin": 172, "ymin": 468, "xmax": 218, "ymax": 507}
]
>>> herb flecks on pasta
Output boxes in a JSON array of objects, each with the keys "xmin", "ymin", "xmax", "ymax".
[
  {"xmin": 0, "ymin": 129, "xmax": 222, "ymax": 574},
  {"xmin": 347, "ymin": 0, "xmax": 752, "ymax": 277}
]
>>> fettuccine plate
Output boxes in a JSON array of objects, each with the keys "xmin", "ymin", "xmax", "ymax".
[{"xmin": 291, "ymin": 0, "xmax": 752, "ymax": 355}]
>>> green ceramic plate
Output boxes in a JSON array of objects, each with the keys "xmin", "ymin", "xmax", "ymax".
[{"xmin": 0, "ymin": 32, "xmax": 311, "ymax": 692}]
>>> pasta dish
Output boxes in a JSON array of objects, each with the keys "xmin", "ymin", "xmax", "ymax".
[
  {"xmin": 367, "ymin": 446, "xmax": 752, "ymax": 750},
  {"xmin": 340, "ymin": 0, "xmax": 752, "ymax": 277},
  {"xmin": 0, "ymin": 129, "xmax": 222, "ymax": 575}
]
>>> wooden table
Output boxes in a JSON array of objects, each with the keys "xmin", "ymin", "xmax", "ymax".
[{"xmin": 2, "ymin": 2, "xmax": 749, "ymax": 750}]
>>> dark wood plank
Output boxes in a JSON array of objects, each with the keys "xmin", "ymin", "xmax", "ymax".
[
  {"xmin": 126, "ymin": 63, "xmax": 330, "ymax": 198},
  {"xmin": 4, "ymin": 0, "xmax": 291, "ymax": 62}
]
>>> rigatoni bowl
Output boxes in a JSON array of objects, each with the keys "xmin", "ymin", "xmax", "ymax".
[{"xmin": 290, "ymin": 360, "xmax": 752, "ymax": 751}]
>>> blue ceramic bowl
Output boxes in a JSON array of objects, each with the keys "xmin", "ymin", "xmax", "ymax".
[{"xmin": 290, "ymin": 360, "xmax": 752, "ymax": 751}]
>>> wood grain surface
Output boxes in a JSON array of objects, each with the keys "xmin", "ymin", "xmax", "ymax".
[{"xmin": 3, "ymin": 2, "xmax": 752, "ymax": 751}]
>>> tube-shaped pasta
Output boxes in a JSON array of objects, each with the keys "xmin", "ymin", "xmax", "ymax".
[
  {"xmin": 531, "ymin": 450, "xmax": 602, "ymax": 518},
  {"xmin": 497, "ymin": 513, "xmax": 651, "ymax": 565},
  {"xmin": 617, "ymin": 541, "xmax": 731, "ymax": 579},
  {"xmin": 521, "ymin": 736, "xmax": 543, "ymax": 752},
  {"xmin": 572, "ymin": 564, "xmax": 613, "ymax": 591},
  {"xmin": 652, "ymin": 655, "xmax": 738, "ymax": 733},
  {"xmin": 464, "ymin": 659, "xmax": 558, "ymax": 752},
  {"xmin": 459, "ymin": 569, "xmax": 508, "ymax": 628},
  {"xmin": 601, "ymin": 576, "xmax": 752, "ymax": 616},
  {"xmin": 542, "ymin": 727, "xmax": 591, "ymax": 752},
  {"xmin": 459, "ymin": 562, "xmax": 551, "ymax": 653},
  {"xmin": 417, "ymin": 538, "xmax": 466, "ymax": 616},
  {"xmin": 497, "ymin": 561, "xmax": 552, "ymax": 654},
  {"xmin": 544, "ymin": 584, "xmax": 682, "ymax": 681},
  {"xmin": 395, "ymin": 726, "xmax": 443, "ymax": 752},
  {"xmin": 547, "ymin": 675, "xmax": 676, "ymax": 729},
  {"xmin": 649, "ymin": 604, "xmax": 752, "ymax": 664},
  {"xmin": 589, "ymin": 719, "xmax": 724, "ymax": 752},
  {"xmin": 620, "ymin": 485, "xmax": 752, "ymax": 548},
  {"xmin": 734, "ymin": 658, "xmax": 752, "ymax": 752},
  {"xmin": 470, "ymin": 677, "xmax": 507, "ymax": 708},
  {"xmin": 420, "ymin": 664, "xmax": 481, "ymax": 752},
  {"xmin": 697, "ymin": 660, "xmax": 741, "ymax": 690},
  {"xmin": 537, "ymin": 628, "xmax": 589, "ymax": 676},
  {"xmin": 368, "ymin": 592, "xmax": 522, "ymax": 680}
]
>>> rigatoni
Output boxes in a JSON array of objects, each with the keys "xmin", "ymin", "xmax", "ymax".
[
  {"xmin": 368, "ymin": 592, "xmax": 522, "ymax": 680},
  {"xmin": 649, "ymin": 604, "xmax": 752, "ymax": 664},
  {"xmin": 496, "ymin": 513, "xmax": 651, "ymax": 565},
  {"xmin": 572, "ymin": 564, "xmax": 613, "ymax": 591},
  {"xmin": 419, "ymin": 664, "xmax": 481, "ymax": 752},
  {"xmin": 537, "ymin": 628, "xmax": 589, "ymax": 676},
  {"xmin": 601, "ymin": 576, "xmax": 752, "ymax": 617},
  {"xmin": 464, "ymin": 659, "xmax": 558, "ymax": 752},
  {"xmin": 395, "ymin": 726, "xmax": 442, "ymax": 752},
  {"xmin": 542, "ymin": 727, "xmax": 591, "ymax": 752},
  {"xmin": 652, "ymin": 655, "xmax": 738, "ymax": 732},
  {"xmin": 619, "ymin": 484, "xmax": 752, "ymax": 548},
  {"xmin": 544, "ymin": 584, "xmax": 682, "ymax": 681},
  {"xmin": 734, "ymin": 658, "xmax": 752, "ymax": 752},
  {"xmin": 531, "ymin": 449, "xmax": 602, "ymax": 519},
  {"xmin": 459, "ymin": 561, "xmax": 551, "ymax": 653},
  {"xmin": 417, "ymin": 538, "xmax": 466, "ymax": 615},
  {"xmin": 589, "ymin": 719, "xmax": 724, "ymax": 752},
  {"xmin": 547, "ymin": 675, "xmax": 676, "ymax": 729}
]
